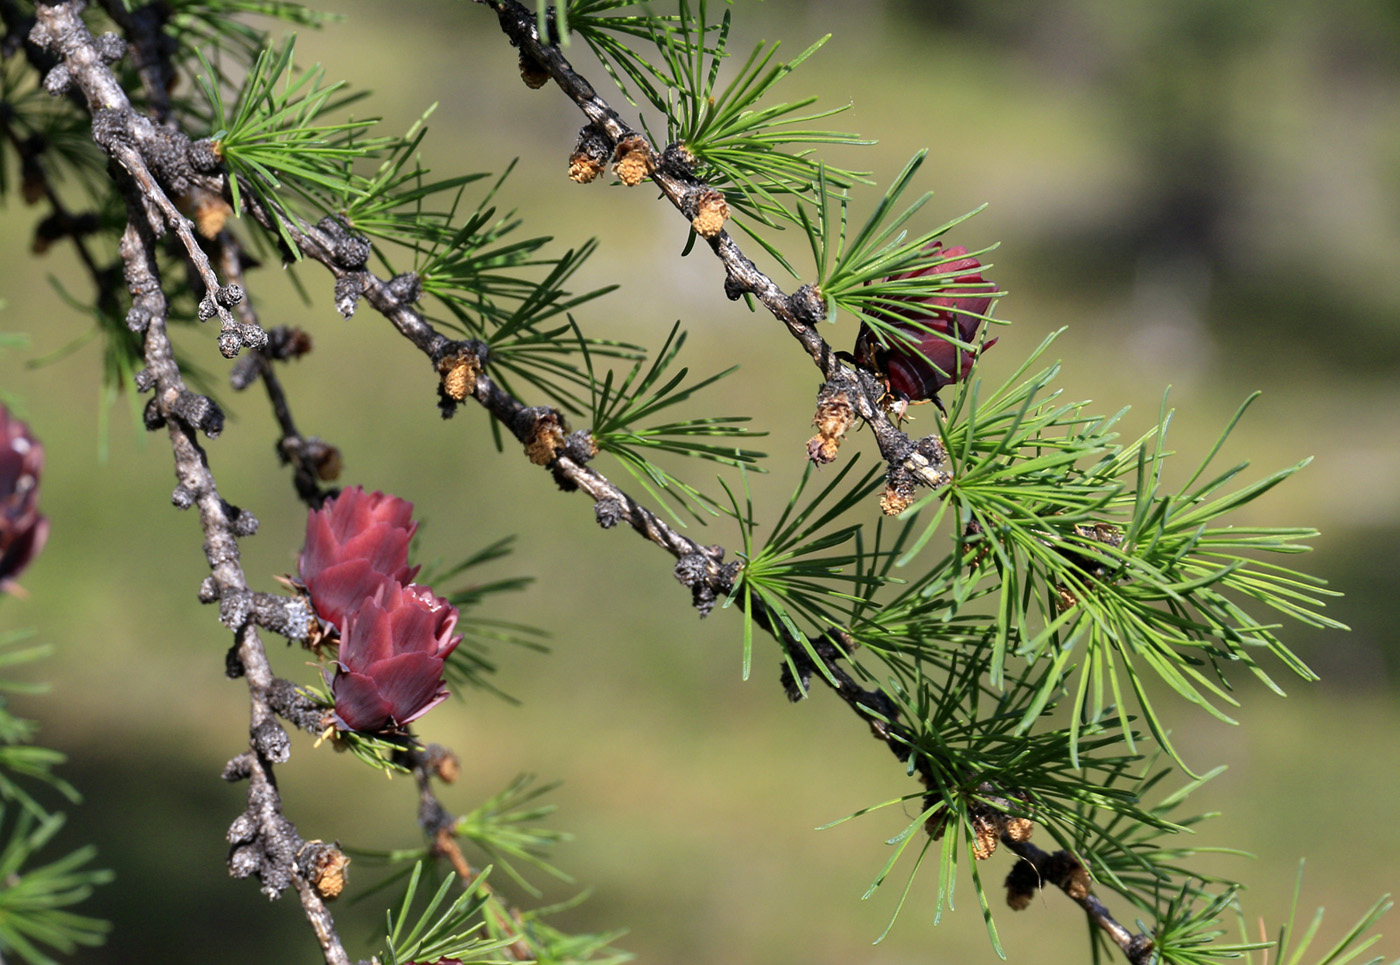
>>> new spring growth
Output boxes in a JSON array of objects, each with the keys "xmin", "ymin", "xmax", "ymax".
[{"xmin": 297, "ymin": 487, "xmax": 461, "ymax": 733}]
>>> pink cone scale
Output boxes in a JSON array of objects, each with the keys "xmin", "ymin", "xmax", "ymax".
[
  {"xmin": 853, "ymin": 242, "xmax": 998, "ymax": 409},
  {"xmin": 327, "ymin": 582, "xmax": 461, "ymax": 732},
  {"xmin": 0, "ymin": 405, "xmax": 49, "ymax": 594},
  {"xmin": 298, "ymin": 486, "xmax": 420, "ymax": 628},
  {"xmin": 297, "ymin": 487, "xmax": 460, "ymax": 733}
]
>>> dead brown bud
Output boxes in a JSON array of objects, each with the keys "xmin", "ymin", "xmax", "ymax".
[
  {"xmin": 691, "ymin": 189, "xmax": 730, "ymax": 238},
  {"xmin": 1066, "ymin": 863, "xmax": 1092, "ymax": 900},
  {"xmin": 1005, "ymin": 858, "xmax": 1040, "ymax": 910},
  {"xmin": 806, "ymin": 436, "xmax": 835, "ymax": 465},
  {"xmin": 1047, "ymin": 850, "xmax": 1092, "ymax": 900},
  {"xmin": 21, "ymin": 171, "xmax": 44, "ymax": 206},
  {"xmin": 518, "ymin": 49, "xmax": 550, "ymax": 88},
  {"xmin": 275, "ymin": 327, "xmax": 314, "ymax": 359},
  {"xmin": 276, "ymin": 436, "xmax": 341, "ymax": 484},
  {"xmin": 307, "ymin": 439, "xmax": 342, "ymax": 482}
]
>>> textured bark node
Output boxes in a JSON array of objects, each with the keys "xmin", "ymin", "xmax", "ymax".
[{"xmin": 30, "ymin": 3, "xmax": 354, "ymax": 957}]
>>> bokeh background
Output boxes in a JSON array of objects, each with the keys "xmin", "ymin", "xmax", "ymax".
[{"xmin": 0, "ymin": 0, "xmax": 1397, "ymax": 962}]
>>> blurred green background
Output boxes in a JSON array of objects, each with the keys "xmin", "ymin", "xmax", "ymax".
[{"xmin": 1, "ymin": 0, "xmax": 1398, "ymax": 962}]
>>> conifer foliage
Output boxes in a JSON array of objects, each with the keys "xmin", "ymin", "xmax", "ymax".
[{"xmin": 0, "ymin": 0, "xmax": 1391, "ymax": 963}]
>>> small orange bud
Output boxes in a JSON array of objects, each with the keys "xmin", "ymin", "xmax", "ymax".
[
  {"xmin": 616, "ymin": 153, "xmax": 649, "ymax": 186},
  {"xmin": 614, "ymin": 137, "xmax": 654, "ymax": 187},
  {"xmin": 569, "ymin": 155, "xmax": 603, "ymax": 184},
  {"xmin": 691, "ymin": 189, "xmax": 729, "ymax": 238},
  {"xmin": 807, "ymin": 389, "xmax": 854, "ymax": 466},
  {"xmin": 298, "ymin": 840, "xmax": 350, "ymax": 899},
  {"xmin": 971, "ymin": 811, "xmax": 1004, "ymax": 860},
  {"xmin": 569, "ymin": 125, "xmax": 611, "ymax": 184},
  {"xmin": 1005, "ymin": 815, "xmax": 1034, "ymax": 843},
  {"xmin": 422, "ymin": 743, "xmax": 461, "ymax": 784},
  {"xmin": 438, "ymin": 353, "xmax": 480, "ymax": 402},
  {"xmin": 434, "ymin": 751, "xmax": 460, "ymax": 783},
  {"xmin": 192, "ymin": 192, "xmax": 233, "ymax": 238},
  {"xmin": 880, "ymin": 484, "xmax": 914, "ymax": 517},
  {"xmin": 524, "ymin": 411, "xmax": 566, "ymax": 465}
]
